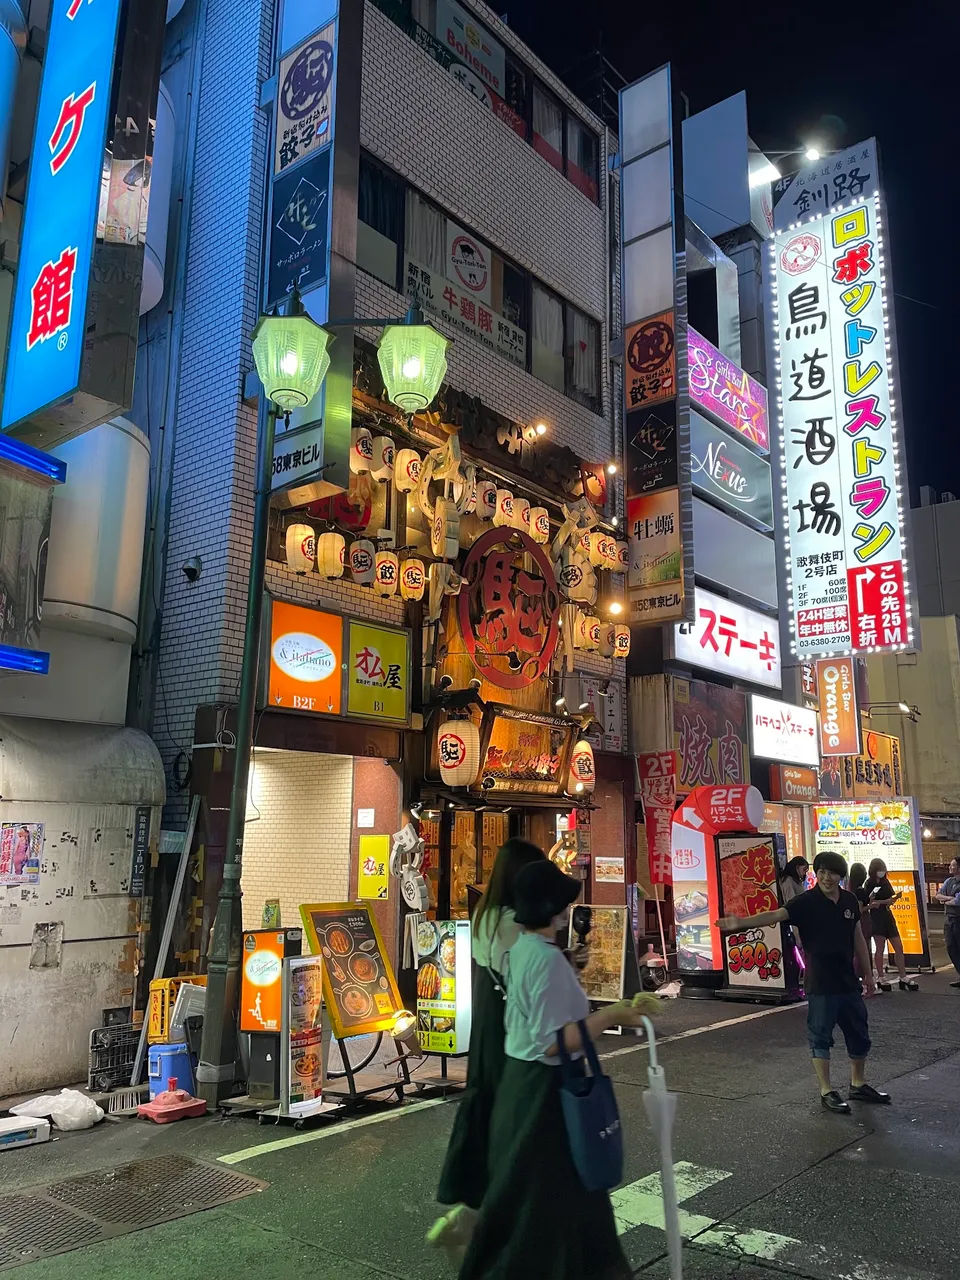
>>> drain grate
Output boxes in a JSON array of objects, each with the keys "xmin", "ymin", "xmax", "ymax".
[{"xmin": 0, "ymin": 1155, "xmax": 266, "ymax": 1269}]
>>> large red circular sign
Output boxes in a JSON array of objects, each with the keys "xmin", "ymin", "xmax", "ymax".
[{"xmin": 457, "ymin": 527, "xmax": 559, "ymax": 690}]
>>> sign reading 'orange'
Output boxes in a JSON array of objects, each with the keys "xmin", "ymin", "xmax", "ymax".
[{"xmin": 815, "ymin": 656, "xmax": 860, "ymax": 757}]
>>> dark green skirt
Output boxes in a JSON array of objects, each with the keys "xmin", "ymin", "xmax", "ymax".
[
  {"xmin": 437, "ymin": 965, "xmax": 506, "ymax": 1210},
  {"xmin": 458, "ymin": 1056, "xmax": 631, "ymax": 1280}
]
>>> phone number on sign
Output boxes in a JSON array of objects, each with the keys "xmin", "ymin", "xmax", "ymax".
[{"xmin": 727, "ymin": 928, "xmax": 782, "ymax": 981}]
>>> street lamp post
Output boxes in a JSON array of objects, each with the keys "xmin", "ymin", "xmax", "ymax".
[{"xmin": 196, "ymin": 292, "xmax": 449, "ymax": 1107}]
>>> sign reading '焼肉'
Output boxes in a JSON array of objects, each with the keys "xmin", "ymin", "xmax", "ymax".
[{"xmin": 773, "ymin": 172, "xmax": 912, "ymax": 658}]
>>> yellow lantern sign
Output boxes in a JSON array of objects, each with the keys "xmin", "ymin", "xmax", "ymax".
[
  {"xmin": 530, "ymin": 507, "xmax": 551, "ymax": 544},
  {"xmin": 613, "ymin": 624, "xmax": 630, "ymax": 658},
  {"xmin": 394, "ymin": 448, "xmax": 422, "ymax": 493},
  {"xmin": 374, "ymin": 549, "xmax": 399, "ymax": 596},
  {"xmin": 316, "ymin": 531, "xmax": 345, "ymax": 579},
  {"xmin": 348, "ymin": 538, "xmax": 376, "ymax": 585},
  {"xmin": 400, "ymin": 558, "xmax": 426, "ymax": 600},
  {"xmin": 568, "ymin": 739, "xmax": 596, "ymax": 795}
]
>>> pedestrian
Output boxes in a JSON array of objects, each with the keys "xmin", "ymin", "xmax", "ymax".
[
  {"xmin": 428, "ymin": 837, "xmax": 545, "ymax": 1260},
  {"xmin": 864, "ymin": 857, "xmax": 918, "ymax": 991},
  {"xmin": 848, "ymin": 862, "xmax": 874, "ymax": 982},
  {"xmin": 933, "ymin": 856, "xmax": 960, "ymax": 987},
  {"xmin": 458, "ymin": 859, "xmax": 657, "ymax": 1279},
  {"xmin": 717, "ymin": 850, "xmax": 890, "ymax": 1114},
  {"xmin": 779, "ymin": 856, "xmax": 809, "ymax": 903}
]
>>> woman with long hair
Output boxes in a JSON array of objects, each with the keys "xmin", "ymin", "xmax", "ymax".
[
  {"xmin": 779, "ymin": 856, "xmax": 809, "ymax": 903},
  {"xmin": 428, "ymin": 837, "xmax": 545, "ymax": 1260},
  {"xmin": 848, "ymin": 862, "xmax": 874, "ymax": 980},
  {"xmin": 865, "ymin": 857, "xmax": 918, "ymax": 990}
]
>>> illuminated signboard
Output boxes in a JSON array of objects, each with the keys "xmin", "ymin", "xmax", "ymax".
[
  {"xmin": 668, "ymin": 586, "xmax": 781, "ymax": 690},
  {"xmin": 750, "ymin": 694, "xmax": 819, "ymax": 767},
  {"xmin": 772, "ymin": 165, "xmax": 913, "ymax": 658},
  {"xmin": 688, "ymin": 328, "xmax": 769, "ymax": 452}
]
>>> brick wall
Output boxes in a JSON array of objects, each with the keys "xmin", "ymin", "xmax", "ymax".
[{"xmin": 241, "ymin": 749, "xmax": 354, "ymax": 931}]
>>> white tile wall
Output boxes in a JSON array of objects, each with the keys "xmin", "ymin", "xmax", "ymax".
[{"xmin": 241, "ymin": 749, "xmax": 354, "ymax": 932}]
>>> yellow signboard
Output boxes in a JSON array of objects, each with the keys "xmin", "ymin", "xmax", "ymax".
[
  {"xmin": 886, "ymin": 870, "xmax": 925, "ymax": 959},
  {"xmin": 346, "ymin": 621, "xmax": 410, "ymax": 724},
  {"xmin": 357, "ymin": 834, "xmax": 390, "ymax": 901}
]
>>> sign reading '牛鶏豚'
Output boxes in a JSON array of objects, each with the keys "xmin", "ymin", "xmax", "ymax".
[{"xmin": 773, "ymin": 163, "xmax": 912, "ymax": 659}]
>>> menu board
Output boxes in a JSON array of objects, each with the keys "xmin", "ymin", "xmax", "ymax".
[
  {"xmin": 571, "ymin": 906, "xmax": 627, "ymax": 1003},
  {"xmin": 299, "ymin": 902, "xmax": 404, "ymax": 1040},
  {"xmin": 716, "ymin": 835, "xmax": 785, "ymax": 991},
  {"xmin": 416, "ymin": 919, "xmax": 472, "ymax": 1054},
  {"xmin": 281, "ymin": 954, "xmax": 324, "ymax": 1118}
]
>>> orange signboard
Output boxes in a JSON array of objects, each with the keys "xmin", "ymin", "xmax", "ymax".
[
  {"xmin": 886, "ymin": 870, "xmax": 925, "ymax": 960},
  {"xmin": 624, "ymin": 311, "xmax": 676, "ymax": 408},
  {"xmin": 267, "ymin": 600, "xmax": 343, "ymax": 715},
  {"xmin": 816, "ymin": 656, "xmax": 860, "ymax": 756},
  {"xmin": 240, "ymin": 930, "xmax": 286, "ymax": 1032}
]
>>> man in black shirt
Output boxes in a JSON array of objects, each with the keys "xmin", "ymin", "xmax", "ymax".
[{"xmin": 718, "ymin": 850, "xmax": 889, "ymax": 1114}]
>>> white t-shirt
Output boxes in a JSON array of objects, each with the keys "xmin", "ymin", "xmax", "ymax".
[
  {"xmin": 504, "ymin": 930, "xmax": 590, "ymax": 1065},
  {"xmin": 472, "ymin": 906, "xmax": 521, "ymax": 976}
]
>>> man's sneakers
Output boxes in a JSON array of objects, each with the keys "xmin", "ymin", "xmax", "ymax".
[
  {"xmin": 821, "ymin": 1083, "xmax": 892, "ymax": 1113},
  {"xmin": 820, "ymin": 1090, "xmax": 851, "ymax": 1113}
]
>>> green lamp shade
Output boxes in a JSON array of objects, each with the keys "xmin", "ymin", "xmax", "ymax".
[
  {"xmin": 251, "ymin": 311, "xmax": 333, "ymax": 410},
  {"xmin": 377, "ymin": 322, "xmax": 450, "ymax": 414}
]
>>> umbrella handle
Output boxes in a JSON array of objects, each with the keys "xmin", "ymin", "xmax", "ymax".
[{"xmin": 640, "ymin": 1015, "xmax": 659, "ymax": 1070}]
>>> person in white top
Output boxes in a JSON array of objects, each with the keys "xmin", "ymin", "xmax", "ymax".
[{"xmin": 428, "ymin": 838, "xmax": 544, "ymax": 1261}]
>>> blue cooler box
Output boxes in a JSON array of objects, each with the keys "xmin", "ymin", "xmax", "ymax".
[{"xmin": 148, "ymin": 1042, "xmax": 196, "ymax": 1098}]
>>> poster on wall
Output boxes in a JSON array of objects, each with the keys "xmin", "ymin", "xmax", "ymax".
[
  {"xmin": 299, "ymin": 903, "xmax": 404, "ymax": 1040},
  {"xmin": 281, "ymin": 954, "xmax": 325, "ymax": 1118},
  {"xmin": 0, "ymin": 822, "xmax": 43, "ymax": 886},
  {"xmin": 716, "ymin": 835, "xmax": 786, "ymax": 991},
  {"xmin": 357, "ymin": 834, "xmax": 390, "ymax": 900},
  {"xmin": 672, "ymin": 819, "xmax": 714, "ymax": 971},
  {"xmin": 571, "ymin": 905, "xmax": 627, "ymax": 1002},
  {"xmin": 416, "ymin": 918, "xmax": 472, "ymax": 1054},
  {"xmin": 672, "ymin": 678, "xmax": 750, "ymax": 793},
  {"xmin": 595, "ymin": 857, "xmax": 625, "ymax": 884}
]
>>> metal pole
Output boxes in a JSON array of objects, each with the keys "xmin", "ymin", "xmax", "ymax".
[{"xmin": 196, "ymin": 396, "xmax": 278, "ymax": 1107}]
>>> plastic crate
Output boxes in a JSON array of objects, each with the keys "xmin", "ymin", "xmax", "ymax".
[
  {"xmin": 88, "ymin": 1022, "xmax": 140, "ymax": 1092},
  {"xmin": 147, "ymin": 975, "xmax": 206, "ymax": 1044}
]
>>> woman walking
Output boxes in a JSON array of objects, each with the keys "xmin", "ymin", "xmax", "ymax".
[
  {"xmin": 428, "ymin": 837, "xmax": 545, "ymax": 1258},
  {"xmin": 934, "ymin": 856, "xmax": 960, "ymax": 987},
  {"xmin": 458, "ymin": 859, "xmax": 656, "ymax": 1280},
  {"xmin": 865, "ymin": 857, "xmax": 918, "ymax": 990}
]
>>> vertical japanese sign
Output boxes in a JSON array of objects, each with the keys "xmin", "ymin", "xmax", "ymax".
[
  {"xmin": 346, "ymin": 620, "xmax": 411, "ymax": 724},
  {"xmin": 275, "ymin": 24, "xmax": 335, "ymax": 174},
  {"xmin": 638, "ymin": 751, "xmax": 677, "ymax": 884},
  {"xmin": 2, "ymin": 0, "xmax": 122, "ymax": 430},
  {"xmin": 815, "ymin": 655, "xmax": 860, "ymax": 756},
  {"xmin": 672, "ymin": 677, "xmax": 750, "ymax": 793},
  {"xmin": 772, "ymin": 146, "xmax": 914, "ymax": 659},
  {"xmin": 357, "ymin": 834, "xmax": 389, "ymax": 901},
  {"xmin": 619, "ymin": 65, "xmax": 693, "ymax": 628}
]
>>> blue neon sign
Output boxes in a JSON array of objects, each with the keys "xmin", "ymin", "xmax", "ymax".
[{"xmin": 1, "ymin": 0, "xmax": 123, "ymax": 431}]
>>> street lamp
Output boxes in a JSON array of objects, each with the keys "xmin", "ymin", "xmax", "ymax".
[{"xmin": 196, "ymin": 289, "xmax": 452, "ymax": 1107}]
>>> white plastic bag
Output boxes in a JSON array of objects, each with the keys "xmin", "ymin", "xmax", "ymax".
[{"xmin": 11, "ymin": 1088, "xmax": 104, "ymax": 1130}]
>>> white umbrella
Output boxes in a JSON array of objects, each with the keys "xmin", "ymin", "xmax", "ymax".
[{"xmin": 640, "ymin": 1015, "xmax": 682, "ymax": 1280}]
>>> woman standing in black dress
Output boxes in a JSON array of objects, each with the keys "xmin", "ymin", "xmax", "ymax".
[
  {"xmin": 849, "ymin": 862, "xmax": 875, "ymax": 982},
  {"xmin": 428, "ymin": 837, "xmax": 545, "ymax": 1261},
  {"xmin": 865, "ymin": 857, "xmax": 918, "ymax": 991}
]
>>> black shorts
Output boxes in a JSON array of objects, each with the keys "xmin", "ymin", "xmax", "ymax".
[{"xmin": 872, "ymin": 912, "xmax": 900, "ymax": 941}]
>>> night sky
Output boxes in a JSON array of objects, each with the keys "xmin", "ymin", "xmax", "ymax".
[{"xmin": 508, "ymin": 3, "xmax": 956, "ymax": 503}]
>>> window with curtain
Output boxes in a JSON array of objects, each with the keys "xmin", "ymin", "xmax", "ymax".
[
  {"xmin": 566, "ymin": 304, "xmax": 600, "ymax": 410},
  {"xmin": 566, "ymin": 116, "xmax": 599, "ymax": 204},
  {"xmin": 405, "ymin": 190, "xmax": 445, "ymax": 275},
  {"xmin": 532, "ymin": 282, "xmax": 564, "ymax": 391},
  {"xmin": 532, "ymin": 82, "xmax": 563, "ymax": 172},
  {"xmin": 357, "ymin": 154, "xmax": 404, "ymax": 288}
]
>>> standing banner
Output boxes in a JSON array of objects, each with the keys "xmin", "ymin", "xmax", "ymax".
[
  {"xmin": 280, "ymin": 954, "xmax": 324, "ymax": 1118},
  {"xmin": 638, "ymin": 751, "xmax": 677, "ymax": 885}
]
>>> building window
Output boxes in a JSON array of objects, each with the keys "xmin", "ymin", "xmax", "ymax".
[
  {"xmin": 532, "ymin": 82, "xmax": 564, "ymax": 174},
  {"xmin": 566, "ymin": 115, "xmax": 599, "ymax": 204},
  {"xmin": 357, "ymin": 155, "xmax": 404, "ymax": 288},
  {"xmin": 405, "ymin": 189, "xmax": 446, "ymax": 274},
  {"xmin": 566, "ymin": 304, "xmax": 601, "ymax": 412},
  {"xmin": 532, "ymin": 282, "xmax": 565, "ymax": 392}
]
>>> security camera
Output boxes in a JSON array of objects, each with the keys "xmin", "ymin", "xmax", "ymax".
[{"xmin": 181, "ymin": 556, "xmax": 202, "ymax": 583}]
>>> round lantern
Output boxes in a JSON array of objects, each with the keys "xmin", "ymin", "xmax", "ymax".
[
  {"xmin": 372, "ymin": 437, "xmax": 395, "ymax": 481},
  {"xmin": 374, "ymin": 549, "xmax": 399, "ymax": 596},
  {"xmin": 348, "ymin": 538, "xmax": 376, "ymax": 585},
  {"xmin": 493, "ymin": 489, "xmax": 514, "ymax": 528},
  {"xmin": 476, "ymin": 480, "xmax": 498, "ymax": 521},
  {"xmin": 285, "ymin": 523, "xmax": 315, "ymax": 575},
  {"xmin": 394, "ymin": 448, "xmax": 422, "ymax": 493},
  {"xmin": 616, "ymin": 541, "xmax": 629, "ymax": 573},
  {"xmin": 613, "ymin": 624, "xmax": 631, "ymax": 659},
  {"xmin": 350, "ymin": 427, "xmax": 374, "ymax": 474},
  {"xmin": 602, "ymin": 535, "xmax": 619, "ymax": 569},
  {"xmin": 575, "ymin": 614, "xmax": 600, "ymax": 650},
  {"xmin": 512, "ymin": 498, "xmax": 531, "ymax": 533},
  {"xmin": 400, "ymin": 558, "xmax": 426, "ymax": 601},
  {"xmin": 530, "ymin": 507, "xmax": 551, "ymax": 544},
  {"xmin": 437, "ymin": 717, "xmax": 481, "ymax": 788},
  {"xmin": 431, "ymin": 495, "xmax": 460, "ymax": 559},
  {"xmin": 579, "ymin": 530, "xmax": 593, "ymax": 556},
  {"xmin": 599, "ymin": 624, "xmax": 616, "ymax": 658},
  {"xmin": 568, "ymin": 739, "xmax": 596, "ymax": 795},
  {"xmin": 316, "ymin": 531, "xmax": 345, "ymax": 579}
]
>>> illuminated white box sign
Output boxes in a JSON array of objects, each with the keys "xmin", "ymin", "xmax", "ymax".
[
  {"xmin": 772, "ymin": 186, "xmax": 912, "ymax": 658},
  {"xmin": 669, "ymin": 586, "xmax": 781, "ymax": 690},
  {"xmin": 750, "ymin": 694, "xmax": 819, "ymax": 767}
]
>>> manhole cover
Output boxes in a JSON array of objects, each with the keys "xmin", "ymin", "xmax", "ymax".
[{"xmin": 0, "ymin": 1155, "xmax": 266, "ymax": 1269}]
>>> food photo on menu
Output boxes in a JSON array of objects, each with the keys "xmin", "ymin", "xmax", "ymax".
[
  {"xmin": 306, "ymin": 907, "xmax": 397, "ymax": 1032},
  {"xmin": 675, "ymin": 887, "xmax": 714, "ymax": 970},
  {"xmin": 416, "ymin": 919, "xmax": 459, "ymax": 1050}
]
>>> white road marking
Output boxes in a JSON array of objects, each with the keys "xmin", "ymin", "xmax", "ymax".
[
  {"xmin": 600, "ymin": 1001, "xmax": 801, "ymax": 1061},
  {"xmin": 218, "ymin": 1097, "xmax": 448, "ymax": 1164},
  {"xmin": 612, "ymin": 1160, "xmax": 730, "ymax": 1236}
]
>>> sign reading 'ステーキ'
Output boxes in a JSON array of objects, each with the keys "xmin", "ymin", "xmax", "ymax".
[{"xmin": 669, "ymin": 587, "xmax": 781, "ymax": 690}]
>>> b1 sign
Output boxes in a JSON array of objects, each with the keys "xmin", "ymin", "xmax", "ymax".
[
  {"xmin": 772, "ymin": 173, "xmax": 913, "ymax": 658},
  {"xmin": 750, "ymin": 694, "xmax": 819, "ymax": 767},
  {"xmin": 669, "ymin": 586, "xmax": 781, "ymax": 690}
]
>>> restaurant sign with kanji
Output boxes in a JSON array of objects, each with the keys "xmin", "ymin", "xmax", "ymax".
[
  {"xmin": 669, "ymin": 586, "xmax": 781, "ymax": 690},
  {"xmin": 772, "ymin": 154, "xmax": 913, "ymax": 659},
  {"xmin": 274, "ymin": 23, "xmax": 336, "ymax": 175}
]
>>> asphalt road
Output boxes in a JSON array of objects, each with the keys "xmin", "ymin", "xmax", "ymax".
[{"xmin": 3, "ymin": 954, "xmax": 959, "ymax": 1279}]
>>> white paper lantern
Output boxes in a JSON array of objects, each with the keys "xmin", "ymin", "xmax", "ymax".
[
  {"xmin": 599, "ymin": 624, "xmax": 616, "ymax": 659},
  {"xmin": 530, "ymin": 507, "xmax": 551, "ymax": 544},
  {"xmin": 476, "ymin": 480, "xmax": 498, "ymax": 520},
  {"xmin": 437, "ymin": 718, "xmax": 481, "ymax": 788},
  {"xmin": 512, "ymin": 497, "xmax": 531, "ymax": 533},
  {"xmin": 285, "ymin": 523, "xmax": 315, "ymax": 575},
  {"xmin": 587, "ymin": 532, "xmax": 615, "ymax": 568},
  {"xmin": 575, "ymin": 614, "xmax": 600, "ymax": 650},
  {"xmin": 494, "ymin": 489, "xmax": 514, "ymax": 528},
  {"xmin": 616, "ymin": 541, "xmax": 629, "ymax": 574},
  {"xmin": 431, "ymin": 495, "xmax": 460, "ymax": 559},
  {"xmin": 348, "ymin": 538, "xmax": 376, "ymax": 585},
  {"xmin": 374, "ymin": 549, "xmax": 399, "ymax": 595},
  {"xmin": 372, "ymin": 437, "xmax": 395, "ymax": 481},
  {"xmin": 400, "ymin": 558, "xmax": 426, "ymax": 601},
  {"xmin": 394, "ymin": 448, "xmax": 422, "ymax": 493},
  {"xmin": 350, "ymin": 427, "xmax": 374, "ymax": 474},
  {"xmin": 614, "ymin": 624, "xmax": 631, "ymax": 659},
  {"xmin": 316, "ymin": 531, "xmax": 344, "ymax": 579},
  {"xmin": 568, "ymin": 739, "xmax": 596, "ymax": 795}
]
